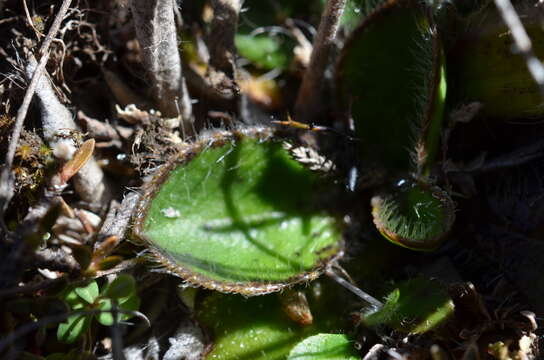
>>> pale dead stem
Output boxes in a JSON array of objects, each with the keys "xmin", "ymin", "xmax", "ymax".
[
  {"xmin": 26, "ymin": 56, "xmax": 109, "ymax": 204},
  {"xmin": 129, "ymin": 0, "xmax": 193, "ymax": 127},
  {"xmin": 294, "ymin": 0, "xmax": 347, "ymax": 124},
  {"xmin": 494, "ymin": 0, "xmax": 544, "ymax": 95},
  {"xmin": 0, "ymin": 0, "xmax": 73, "ymax": 225},
  {"xmin": 93, "ymin": 191, "xmax": 141, "ymax": 259}
]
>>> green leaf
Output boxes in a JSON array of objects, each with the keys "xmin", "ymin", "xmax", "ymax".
[
  {"xmin": 197, "ymin": 279, "xmax": 350, "ymax": 360},
  {"xmin": 133, "ymin": 129, "xmax": 343, "ymax": 295},
  {"xmin": 234, "ymin": 0, "xmax": 322, "ymax": 71},
  {"xmin": 96, "ymin": 292, "xmax": 140, "ymax": 326},
  {"xmin": 73, "ymin": 281, "xmax": 99, "ymax": 304},
  {"xmin": 103, "ymin": 274, "xmax": 136, "ymax": 299},
  {"xmin": 119, "ymin": 291, "xmax": 140, "ymax": 313},
  {"xmin": 235, "ymin": 34, "xmax": 292, "ymax": 70},
  {"xmin": 362, "ymin": 277, "xmax": 454, "ymax": 334},
  {"xmin": 288, "ymin": 334, "xmax": 359, "ymax": 360},
  {"xmin": 57, "ymin": 312, "xmax": 92, "ymax": 344},
  {"xmin": 336, "ymin": 0, "xmax": 443, "ymax": 173},
  {"xmin": 96, "ymin": 299, "xmax": 114, "ymax": 326},
  {"xmin": 59, "ymin": 288, "xmax": 87, "ymax": 313},
  {"xmin": 339, "ymin": 0, "xmax": 385, "ymax": 32},
  {"xmin": 371, "ymin": 179, "xmax": 455, "ymax": 251},
  {"xmin": 447, "ymin": 4, "xmax": 544, "ymax": 121}
]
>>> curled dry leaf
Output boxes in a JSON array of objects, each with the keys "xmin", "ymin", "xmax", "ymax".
[{"xmin": 60, "ymin": 139, "xmax": 96, "ymax": 184}]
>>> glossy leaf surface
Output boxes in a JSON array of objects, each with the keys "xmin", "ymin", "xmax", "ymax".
[
  {"xmin": 103, "ymin": 274, "xmax": 136, "ymax": 299},
  {"xmin": 236, "ymin": 34, "xmax": 292, "ymax": 70},
  {"xmin": 73, "ymin": 281, "xmax": 99, "ymax": 304},
  {"xmin": 134, "ymin": 130, "xmax": 342, "ymax": 295},
  {"xmin": 362, "ymin": 277, "xmax": 454, "ymax": 334},
  {"xmin": 96, "ymin": 292, "xmax": 140, "ymax": 326},
  {"xmin": 287, "ymin": 334, "xmax": 359, "ymax": 360},
  {"xmin": 198, "ymin": 279, "xmax": 351, "ymax": 360},
  {"xmin": 57, "ymin": 302, "xmax": 90, "ymax": 344}
]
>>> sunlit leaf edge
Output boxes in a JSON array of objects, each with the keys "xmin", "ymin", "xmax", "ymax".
[{"xmin": 132, "ymin": 126, "xmax": 345, "ymax": 296}]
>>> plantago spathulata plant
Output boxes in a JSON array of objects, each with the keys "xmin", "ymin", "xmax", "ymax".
[
  {"xmin": 336, "ymin": 0, "xmax": 455, "ymax": 251},
  {"xmin": 128, "ymin": 0, "xmax": 544, "ymax": 358}
]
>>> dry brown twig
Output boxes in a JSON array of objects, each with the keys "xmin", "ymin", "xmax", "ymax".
[
  {"xmin": 0, "ymin": 0, "xmax": 73, "ymax": 225},
  {"xmin": 204, "ymin": 0, "xmax": 241, "ymax": 100},
  {"xmin": 294, "ymin": 0, "xmax": 347, "ymax": 124},
  {"xmin": 129, "ymin": 0, "xmax": 193, "ymax": 126},
  {"xmin": 208, "ymin": 0, "xmax": 240, "ymax": 78}
]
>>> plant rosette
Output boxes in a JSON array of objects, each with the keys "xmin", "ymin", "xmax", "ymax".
[{"xmin": 132, "ymin": 126, "xmax": 345, "ymax": 296}]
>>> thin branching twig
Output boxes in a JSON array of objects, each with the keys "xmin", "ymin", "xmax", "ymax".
[
  {"xmin": 0, "ymin": 0, "xmax": 73, "ymax": 223},
  {"xmin": 294, "ymin": 0, "xmax": 346, "ymax": 124},
  {"xmin": 494, "ymin": 0, "xmax": 544, "ymax": 95}
]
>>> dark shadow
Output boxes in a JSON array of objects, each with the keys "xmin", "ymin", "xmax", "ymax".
[{"xmin": 218, "ymin": 142, "xmax": 307, "ymax": 270}]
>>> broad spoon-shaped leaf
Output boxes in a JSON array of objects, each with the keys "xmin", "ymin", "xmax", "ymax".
[
  {"xmin": 336, "ymin": 0, "xmax": 445, "ymax": 176},
  {"xmin": 362, "ymin": 277, "xmax": 454, "ymax": 334},
  {"xmin": 133, "ymin": 128, "xmax": 343, "ymax": 295}
]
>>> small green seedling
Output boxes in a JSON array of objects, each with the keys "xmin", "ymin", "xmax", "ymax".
[{"xmin": 57, "ymin": 274, "xmax": 140, "ymax": 344}]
